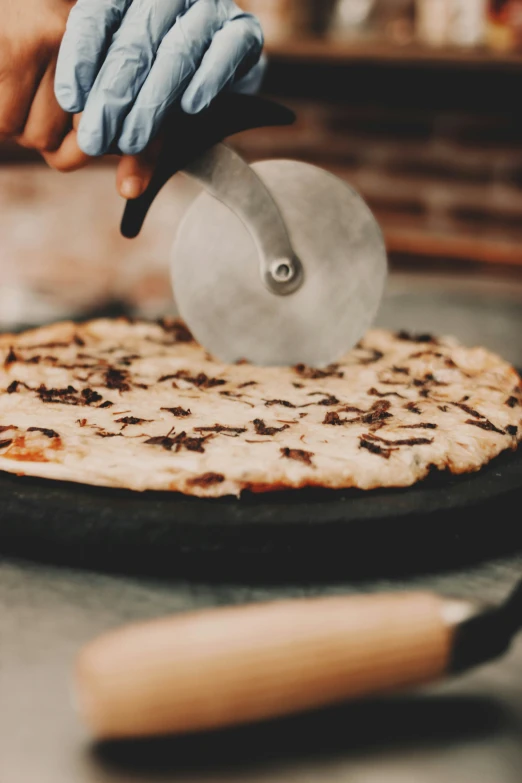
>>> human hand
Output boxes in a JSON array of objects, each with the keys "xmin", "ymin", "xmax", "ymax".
[
  {"xmin": 42, "ymin": 114, "xmax": 162, "ymax": 199},
  {"xmin": 54, "ymin": 0, "xmax": 264, "ymax": 159},
  {"xmin": 0, "ymin": 0, "xmax": 73, "ymax": 153}
]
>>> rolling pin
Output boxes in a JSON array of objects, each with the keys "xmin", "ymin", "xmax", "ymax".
[{"xmin": 74, "ymin": 583, "xmax": 522, "ymax": 739}]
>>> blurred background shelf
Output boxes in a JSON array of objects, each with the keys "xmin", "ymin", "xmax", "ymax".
[{"xmin": 265, "ymin": 37, "xmax": 522, "ymax": 68}]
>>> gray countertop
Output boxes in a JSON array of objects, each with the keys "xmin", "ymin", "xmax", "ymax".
[{"xmin": 1, "ymin": 269, "xmax": 522, "ymax": 783}]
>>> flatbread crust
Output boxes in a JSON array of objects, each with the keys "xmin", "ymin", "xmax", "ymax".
[{"xmin": 0, "ymin": 318, "xmax": 520, "ymax": 497}]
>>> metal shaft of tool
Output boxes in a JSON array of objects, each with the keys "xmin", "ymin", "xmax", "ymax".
[{"xmin": 183, "ymin": 144, "xmax": 303, "ymax": 295}]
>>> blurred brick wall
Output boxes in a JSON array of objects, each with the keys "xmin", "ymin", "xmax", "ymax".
[{"xmin": 234, "ymin": 98, "xmax": 522, "ymax": 266}]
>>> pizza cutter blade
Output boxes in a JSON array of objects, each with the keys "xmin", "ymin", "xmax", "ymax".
[
  {"xmin": 120, "ymin": 94, "xmax": 387, "ymax": 367},
  {"xmin": 173, "ymin": 146, "xmax": 387, "ymax": 367}
]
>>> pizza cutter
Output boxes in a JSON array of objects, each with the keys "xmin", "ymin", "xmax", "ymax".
[{"xmin": 120, "ymin": 94, "xmax": 387, "ymax": 367}]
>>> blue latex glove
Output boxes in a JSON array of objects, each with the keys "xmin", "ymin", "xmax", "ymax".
[{"xmin": 55, "ymin": 0, "xmax": 264, "ymax": 157}]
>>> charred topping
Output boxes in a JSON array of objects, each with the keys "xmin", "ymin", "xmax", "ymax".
[
  {"xmin": 235, "ymin": 358, "xmax": 250, "ymax": 365},
  {"xmin": 394, "ymin": 436, "xmax": 433, "ymax": 446},
  {"xmin": 357, "ymin": 349, "xmax": 384, "ymax": 365},
  {"xmin": 392, "ymin": 366, "xmax": 410, "ymax": 375},
  {"xmin": 359, "ymin": 438, "xmax": 395, "ymax": 458},
  {"xmin": 73, "ymin": 334, "xmax": 85, "ymax": 347},
  {"xmin": 24, "ymin": 341, "xmax": 70, "ymax": 350},
  {"xmin": 292, "ymin": 382, "xmax": 304, "ymax": 389},
  {"xmin": 161, "ymin": 407, "xmax": 191, "ymax": 417},
  {"xmin": 466, "ymin": 419, "xmax": 505, "ymax": 435},
  {"xmin": 143, "ymin": 435, "xmax": 174, "ymax": 450},
  {"xmin": 77, "ymin": 419, "xmax": 87, "ymax": 427},
  {"xmin": 324, "ymin": 400, "xmax": 392, "ymax": 427},
  {"xmin": 438, "ymin": 405, "xmax": 450, "ymax": 412},
  {"xmin": 81, "ymin": 388, "xmax": 102, "ymax": 404},
  {"xmin": 77, "ymin": 352, "xmax": 100, "ymax": 361},
  {"xmin": 117, "ymin": 354, "xmax": 140, "ymax": 367},
  {"xmin": 323, "ymin": 411, "xmax": 345, "ymax": 426},
  {"xmin": 398, "ymin": 331, "xmax": 437, "ymax": 344},
  {"xmin": 506, "ymin": 425, "xmax": 518, "ymax": 436},
  {"xmin": 4, "ymin": 347, "xmax": 18, "ymax": 367},
  {"xmin": 280, "ymin": 447, "xmax": 314, "ymax": 466},
  {"xmin": 7, "ymin": 380, "xmax": 31, "ymax": 394},
  {"xmin": 52, "ymin": 361, "xmax": 98, "ymax": 370},
  {"xmin": 265, "ymin": 399, "xmax": 296, "ymax": 409},
  {"xmin": 419, "ymin": 389, "xmax": 431, "ymax": 398},
  {"xmin": 295, "ymin": 363, "xmax": 344, "ymax": 380},
  {"xmin": 104, "ymin": 368, "xmax": 131, "ymax": 392},
  {"xmin": 116, "ymin": 416, "xmax": 150, "ymax": 426},
  {"xmin": 238, "ymin": 381, "xmax": 257, "ymax": 388},
  {"xmin": 27, "ymin": 427, "xmax": 59, "ymax": 438},
  {"xmin": 99, "ymin": 401, "xmax": 114, "ymax": 409},
  {"xmin": 366, "ymin": 432, "xmax": 433, "ymax": 446},
  {"xmin": 453, "ymin": 402, "xmax": 483, "ymax": 419},
  {"xmin": 307, "ymin": 392, "xmax": 340, "ymax": 406},
  {"xmin": 368, "ymin": 387, "xmax": 405, "ymax": 399},
  {"xmin": 37, "ymin": 384, "xmax": 78, "ymax": 404},
  {"xmin": 400, "ymin": 423, "xmax": 437, "ymax": 429},
  {"xmin": 187, "ymin": 472, "xmax": 225, "ymax": 487},
  {"xmin": 412, "ymin": 373, "xmax": 447, "ymax": 388},
  {"xmin": 36, "ymin": 384, "xmax": 105, "ymax": 407},
  {"xmin": 0, "ymin": 425, "xmax": 17, "ymax": 434},
  {"xmin": 378, "ymin": 379, "xmax": 409, "ymax": 387},
  {"xmin": 168, "ymin": 370, "xmax": 226, "ymax": 389},
  {"xmin": 361, "ymin": 400, "xmax": 393, "ymax": 425},
  {"xmin": 0, "ymin": 439, "xmax": 13, "ymax": 449},
  {"xmin": 156, "ymin": 319, "xmax": 194, "ymax": 342},
  {"xmin": 409, "ymin": 350, "xmax": 444, "ymax": 359},
  {"xmin": 253, "ymin": 419, "xmax": 289, "ymax": 436},
  {"xmin": 194, "ymin": 424, "xmax": 247, "ymax": 436},
  {"xmin": 338, "ymin": 405, "xmax": 365, "ymax": 414},
  {"xmin": 219, "ymin": 391, "xmax": 255, "ymax": 408},
  {"xmin": 144, "ymin": 430, "xmax": 211, "ymax": 453},
  {"xmin": 506, "ymin": 396, "xmax": 519, "ymax": 408},
  {"xmin": 96, "ymin": 432, "xmax": 123, "ymax": 438},
  {"xmin": 317, "ymin": 395, "xmax": 340, "ymax": 406},
  {"xmin": 404, "ymin": 401, "xmax": 422, "ymax": 414}
]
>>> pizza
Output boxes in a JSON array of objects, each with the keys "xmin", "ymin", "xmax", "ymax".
[{"xmin": 0, "ymin": 318, "xmax": 520, "ymax": 497}]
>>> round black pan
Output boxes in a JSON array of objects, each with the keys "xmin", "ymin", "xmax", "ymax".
[{"xmin": 0, "ymin": 443, "xmax": 521, "ymax": 582}]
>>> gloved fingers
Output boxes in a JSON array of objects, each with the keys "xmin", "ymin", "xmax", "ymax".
[
  {"xmin": 42, "ymin": 114, "xmax": 91, "ymax": 172},
  {"xmin": 17, "ymin": 66, "xmax": 71, "ymax": 153},
  {"xmin": 181, "ymin": 14, "xmax": 263, "ymax": 114},
  {"xmin": 55, "ymin": 0, "xmax": 133, "ymax": 114},
  {"xmin": 117, "ymin": 0, "xmax": 229, "ymax": 155},
  {"xmin": 116, "ymin": 138, "xmax": 162, "ymax": 198},
  {"xmin": 231, "ymin": 53, "xmax": 267, "ymax": 95},
  {"xmin": 76, "ymin": 0, "xmax": 188, "ymax": 156}
]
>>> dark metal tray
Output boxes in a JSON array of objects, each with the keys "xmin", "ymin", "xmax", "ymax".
[{"xmin": 1, "ymin": 443, "xmax": 521, "ymax": 581}]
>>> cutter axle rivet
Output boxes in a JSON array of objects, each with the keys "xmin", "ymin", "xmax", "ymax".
[{"xmin": 271, "ymin": 260, "xmax": 293, "ymax": 282}]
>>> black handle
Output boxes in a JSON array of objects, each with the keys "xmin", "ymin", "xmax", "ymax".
[{"xmin": 118, "ymin": 94, "xmax": 295, "ymax": 239}]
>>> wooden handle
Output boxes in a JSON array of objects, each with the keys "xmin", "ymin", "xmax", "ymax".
[{"xmin": 75, "ymin": 592, "xmax": 456, "ymax": 739}]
